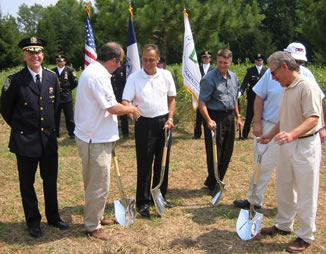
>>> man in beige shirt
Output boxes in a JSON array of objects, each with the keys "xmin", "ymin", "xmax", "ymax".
[{"xmin": 259, "ymin": 51, "xmax": 323, "ymax": 253}]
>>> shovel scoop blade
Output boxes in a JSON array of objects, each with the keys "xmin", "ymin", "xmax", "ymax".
[
  {"xmin": 114, "ymin": 198, "xmax": 136, "ymax": 227},
  {"xmin": 151, "ymin": 188, "xmax": 165, "ymax": 216},
  {"xmin": 236, "ymin": 209, "xmax": 263, "ymax": 240}
]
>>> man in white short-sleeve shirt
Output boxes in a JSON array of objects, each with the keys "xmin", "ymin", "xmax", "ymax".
[
  {"xmin": 74, "ymin": 42, "xmax": 139, "ymax": 241},
  {"xmin": 122, "ymin": 44, "xmax": 176, "ymax": 218}
]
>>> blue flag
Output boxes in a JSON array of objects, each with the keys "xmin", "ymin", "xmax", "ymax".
[{"xmin": 126, "ymin": 7, "xmax": 141, "ymax": 77}]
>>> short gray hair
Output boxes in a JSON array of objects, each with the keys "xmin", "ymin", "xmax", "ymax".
[
  {"xmin": 97, "ymin": 42, "xmax": 122, "ymax": 62},
  {"xmin": 267, "ymin": 51, "xmax": 297, "ymax": 71}
]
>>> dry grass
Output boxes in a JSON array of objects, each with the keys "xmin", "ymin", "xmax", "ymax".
[{"xmin": 0, "ymin": 116, "xmax": 325, "ymax": 254}]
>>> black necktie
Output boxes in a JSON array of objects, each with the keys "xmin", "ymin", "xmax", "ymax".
[{"xmin": 36, "ymin": 74, "xmax": 41, "ymax": 91}]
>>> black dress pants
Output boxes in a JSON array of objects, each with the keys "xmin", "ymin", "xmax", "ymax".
[
  {"xmin": 16, "ymin": 150, "xmax": 60, "ymax": 228},
  {"xmin": 242, "ymin": 91, "xmax": 255, "ymax": 139},
  {"xmin": 194, "ymin": 109, "xmax": 203, "ymax": 138},
  {"xmin": 55, "ymin": 102, "xmax": 75, "ymax": 137},
  {"xmin": 119, "ymin": 114, "xmax": 129, "ymax": 137},
  {"xmin": 135, "ymin": 114, "xmax": 172, "ymax": 207},
  {"xmin": 203, "ymin": 110, "xmax": 235, "ymax": 188}
]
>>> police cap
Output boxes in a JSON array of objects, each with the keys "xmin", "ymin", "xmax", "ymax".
[
  {"xmin": 18, "ymin": 36, "xmax": 47, "ymax": 52},
  {"xmin": 56, "ymin": 55, "xmax": 66, "ymax": 62},
  {"xmin": 201, "ymin": 51, "xmax": 212, "ymax": 58},
  {"xmin": 254, "ymin": 53, "xmax": 264, "ymax": 61}
]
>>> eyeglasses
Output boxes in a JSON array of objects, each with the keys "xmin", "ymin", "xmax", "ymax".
[
  {"xmin": 270, "ymin": 66, "xmax": 281, "ymax": 76},
  {"xmin": 295, "ymin": 60, "xmax": 304, "ymax": 65}
]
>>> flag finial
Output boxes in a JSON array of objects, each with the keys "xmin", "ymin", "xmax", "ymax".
[{"xmin": 84, "ymin": 1, "xmax": 92, "ymax": 17}]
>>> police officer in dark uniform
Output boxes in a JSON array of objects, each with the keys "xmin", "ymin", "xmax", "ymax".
[
  {"xmin": 0, "ymin": 36, "xmax": 69, "ymax": 238},
  {"xmin": 52, "ymin": 55, "xmax": 78, "ymax": 138},
  {"xmin": 239, "ymin": 53, "xmax": 267, "ymax": 139},
  {"xmin": 111, "ymin": 64, "xmax": 129, "ymax": 138},
  {"xmin": 193, "ymin": 51, "xmax": 214, "ymax": 139}
]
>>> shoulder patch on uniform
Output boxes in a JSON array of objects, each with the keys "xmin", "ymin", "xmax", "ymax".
[
  {"xmin": 3, "ymin": 78, "xmax": 11, "ymax": 91},
  {"xmin": 72, "ymin": 71, "xmax": 76, "ymax": 77}
]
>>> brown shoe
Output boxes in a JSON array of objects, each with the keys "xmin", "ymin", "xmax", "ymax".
[
  {"xmin": 261, "ymin": 225, "xmax": 292, "ymax": 236},
  {"xmin": 101, "ymin": 218, "xmax": 117, "ymax": 226},
  {"xmin": 87, "ymin": 228, "xmax": 110, "ymax": 241},
  {"xmin": 286, "ymin": 237, "xmax": 310, "ymax": 253}
]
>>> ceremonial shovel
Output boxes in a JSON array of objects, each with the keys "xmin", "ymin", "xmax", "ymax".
[
  {"xmin": 211, "ymin": 127, "xmax": 225, "ymax": 206},
  {"xmin": 236, "ymin": 138, "xmax": 268, "ymax": 240},
  {"xmin": 151, "ymin": 126, "xmax": 171, "ymax": 216},
  {"xmin": 112, "ymin": 145, "xmax": 136, "ymax": 227}
]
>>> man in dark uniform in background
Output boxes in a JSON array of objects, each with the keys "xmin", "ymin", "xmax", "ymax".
[
  {"xmin": 0, "ymin": 36, "xmax": 69, "ymax": 238},
  {"xmin": 238, "ymin": 53, "xmax": 267, "ymax": 140},
  {"xmin": 193, "ymin": 51, "xmax": 215, "ymax": 139},
  {"xmin": 53, "ymin": 55, "xmax": 78, "ymax": 138},
  {"xmin": 111, "ymin": 64, "xmax": 129, "ymax": 138}
]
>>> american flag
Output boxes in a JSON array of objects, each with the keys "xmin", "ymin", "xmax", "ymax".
[{"xmin": 84, "ymin": 13, "xmax": 97, "ymax": 68}]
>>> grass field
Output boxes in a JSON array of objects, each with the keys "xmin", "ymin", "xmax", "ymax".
[{"xmin": 0, "ymin": 115, "xmax": 325, "ymax": 253}]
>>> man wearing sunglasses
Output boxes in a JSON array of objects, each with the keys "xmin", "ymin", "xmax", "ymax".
[{"xmin": 234, "ymin": 42, "xmax": 325, "ymax": 212}]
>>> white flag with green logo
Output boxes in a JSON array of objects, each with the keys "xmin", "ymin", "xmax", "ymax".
[{"xmin": 182, "ymin": 10, "xmax": 202, "ymax": 110}]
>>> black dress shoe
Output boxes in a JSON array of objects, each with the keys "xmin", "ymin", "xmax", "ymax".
[
  {"xmin": 192, "ymin": 136, "xmax": 201, "ymax": 140},
  {"xmin": 233, "ymin": 199, "xmax": 261, "ymax": 209},
  {"xmin": 29, "ymin": 226, "xmax": 42, "ymax": 238},
  {"xmin": 137, "ymin": 204, "xmax": 150, "ymax": 217},
  {"xmin": 164, "ymin": 201, "xmax": 174, "ymax": 209},
  {"xmin": 48, "ymin": 220, "xmax": 70, "ymax": 230}
]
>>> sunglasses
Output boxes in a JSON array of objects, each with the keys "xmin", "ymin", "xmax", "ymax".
[{"xmin": 270, "ymin": 66, "xmax": 281, "ymax": 76}]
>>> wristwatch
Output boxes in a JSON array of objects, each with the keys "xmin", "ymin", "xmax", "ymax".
[{"xmin": 168, "ymin": 117, "xmax": 174, "ymax": 122}]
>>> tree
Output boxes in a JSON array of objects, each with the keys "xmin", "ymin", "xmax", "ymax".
[
  {"xmin": 0, "ymin": 15, "xmax": 22, "ymax": 70},
  {"xmin": 93, "ymin": 0, "xmax": 266, "ymax": 64},
  {"xmin": 299, "ymin": 0, "xmax": 326, "ymax": 64},
  {"xmin": 16, "ymin": 4, "xmax": 45, "ymax": 37},
  {"xmin": 37, "ymin": 0, "xmax": 85, "ymax": 68}
]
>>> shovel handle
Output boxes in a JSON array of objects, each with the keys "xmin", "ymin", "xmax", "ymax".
[{"xmin": 112, "ymin": 147, "xmax": 128, "ymax": 206}]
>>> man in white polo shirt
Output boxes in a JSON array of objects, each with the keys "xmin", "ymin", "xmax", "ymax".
[
  {"xmin": 74, "ymin": 42, "xmax": 140, "ymax": 240},
  {"xmin": 122, "ymin": 44, "xmax": 176, "ymax": 218}
]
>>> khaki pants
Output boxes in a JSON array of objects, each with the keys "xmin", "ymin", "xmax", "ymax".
[
  {"xmin": 275, "ymin": 135, "xmax": 321, "ymax": 243},
  {"xmin": 75, "ymin": 137, "xmax": 112, "ymax": 232},
  {"xmin": 247, "ymin": 120, "xmax": 279, "ymax": 205}
]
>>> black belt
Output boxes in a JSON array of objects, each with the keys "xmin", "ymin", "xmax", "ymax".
[{"xmin": 298, "ymin": 126, "xmax": 326, "ymax": 139}]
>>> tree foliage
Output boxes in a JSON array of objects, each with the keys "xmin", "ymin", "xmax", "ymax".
[
  {"xmin": 0, "ymin": 16, "xmax": 22, "ymax": 70},
  {"xmin": 1, "ymin": 0, "xmax": 325, "ymax": 69}
]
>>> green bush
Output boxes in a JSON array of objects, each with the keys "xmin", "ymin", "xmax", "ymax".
[{"xmin": 1, "ymin": 63, "xmax": 326, "ymax": 123}]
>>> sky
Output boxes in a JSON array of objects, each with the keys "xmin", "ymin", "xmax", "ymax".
[{"xmin": 0, "ymin": 0, "xmax": 95, "ymax": 17}]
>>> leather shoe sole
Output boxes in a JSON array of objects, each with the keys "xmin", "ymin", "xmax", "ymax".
[
  {"xmin": 87, "ymin": 228, "xmax": 110, "ymax": 241},
  {"xmin": 48, "ymin": 220, "xmax": 70, "ymax": 230},
  {"xmin": 137, "ymin": 205, "xmax": 150, "ymax": 217},
  {"xmin": 261, "ymin": 225, "xmax": 291, "ymax": 236},
  {"xmin": 286, "ymin": 237, "xmax": 310, "ymax": 253},
  {"xmin": 29, "ymin": 226, "xmax": 42, "ymax": 238},
  {"xmin": 233, "ymin": 199, "xmax": 261, "ymax": 209},
  {"xmin": 101, "ymin": 218, "xmax": 117, "ymax": 225},
  {"xmin": 164, "ymin": 201, "xmax": 174, "ymax": 209}
]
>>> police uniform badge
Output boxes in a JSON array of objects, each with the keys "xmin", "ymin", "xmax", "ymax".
[
  {"xmin": 49, "ymin": 87, "xmax": 54, "ymax": 94},
  {"xmin": 3, "ymin": 78, "xmax": 11, "ymax": 91},
  {"xmin": 64, "ymin": 71, "xmax": 68, "ymax": 80}
]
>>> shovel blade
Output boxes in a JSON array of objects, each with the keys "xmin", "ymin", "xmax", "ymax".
[
  {"xmin": 211, "ymin": 182, "xmax": 224, "ymax": 206},
  {"xmin": 236, "ymin": 209, "xmax": 263, "ymax": 240},
  {"xmin": 114, "ymin": 198, "xmax": 136, "ymax": 227},
  {"xmin": 151, "ymin": 188, "xmax": 165, "ymax": 216}
]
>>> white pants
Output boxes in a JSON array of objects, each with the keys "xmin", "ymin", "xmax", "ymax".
[
  {"xmin": 275, "ymin": 135, "xmax": 321, "ymax": 243},
  {"xmin": 75, "ymin": 137, "xmax": 112, "ymax": 232},
  {"xmin": 247, "ymin": 120, "xmax": 279, "ymax": 205}
]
